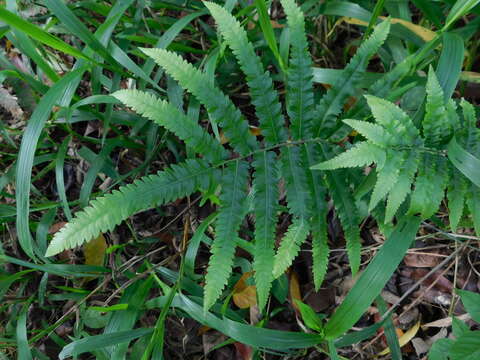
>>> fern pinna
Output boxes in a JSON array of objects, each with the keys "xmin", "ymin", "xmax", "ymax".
[{"xmin": 46, "ymin": 0, "xmax": 392, "ymax": 311}]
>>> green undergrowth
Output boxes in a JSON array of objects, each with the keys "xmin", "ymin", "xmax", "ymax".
[{"xmin": 1, "ymin": 0, "xmax": 480, "ymax": 358}]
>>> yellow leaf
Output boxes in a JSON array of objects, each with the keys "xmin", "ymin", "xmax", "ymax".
[
  {"xmin": 461, "ymin": 71, "xmax": 480, "ymax": 84},
  {"xmin": 289, "ymin": 271, "xmax": 302, "ymax": 313},
  {"xmin": 340, "ymin": 16, "xmax": 436, "ymax": 42},
  {"xmin": 83, "ymin": 233, "xmax": 107, "ymax": 267},
  {"xmin": 233, "ymin": 272, "xmax": 257, "ymax": 309},
  {"xmin": 378, "ymin": 321, "xmax": 421, "ymax": 356}
]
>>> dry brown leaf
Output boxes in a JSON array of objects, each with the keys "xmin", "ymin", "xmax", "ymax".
[
  {"xmin": 233, "ymin": 272, "xmax": 257, "ymax": 309},
  {"xmin": 289, "ymin": 271, "xmax": 302, "ymax": 314},
  {"xmin": 404, "ymin": 251, "xmax": 441, "ymax": 267}
]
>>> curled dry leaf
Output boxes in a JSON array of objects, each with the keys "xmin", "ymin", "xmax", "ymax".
[{"xmin": 404, "ymin": 250, "xmax": 442, "ymax": 267}]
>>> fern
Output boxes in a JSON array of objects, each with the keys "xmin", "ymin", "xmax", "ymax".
[
  {"xmin": 325, "ymin": 168, "xmax": 361, "ymax": 275},
  {"xmin": 313, "ymin": 67, "xmax": 480, "ymax": 229},
  {"xmin": 423, "ymin": 67, "xmax": 452, "ymax": 146},
  {"xmin": 279, "ymin": 0, "xmax": 315, "ymax": 140},
  {"xmin": 312, "ymin": 142, "xmax": 385, "ymax": 171},
  {"xmin": 272, "ymin": 218, "xmax": 310, "ymax": 278},
  {"xmin": 311, "ymin": 212, "xmax": 329, "ymax": 290},
  {"xmin": 446, "ymin": 99, "xmax": 480, "ymax": 234},
  {"xmin": 50, "ymin": 1, "xmax": 475, "ymax": 316},
  {"xmin": 113, "ymin": 89, "xmax": 228, "ymax": 164},
  {"xmin": 408, "ymin": 154, "xmax": 449, "ymax": 218},
  {"xmin": 314, "ymin": 19, "xmax": 391, "ymax": 137},
  {"xmin": 141, "ymin": 47, "xmax": 257, "ymax": 156},
  {"xmin": 204, "ymin": 1, "xmax": 286, "ymax": 146},
  {"xmin": 204, "ymin": 160, "xmax": 249, "ymax": 310},
  {"xmin": 45, "ymin": 159, "xmax": 216, "ymax": 256},
  {"xmin": 252, "ymin": 152, "xmax": 280, "ymax": 311}
]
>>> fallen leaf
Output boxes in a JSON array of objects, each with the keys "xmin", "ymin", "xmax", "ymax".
[
  {"xmin": 379, "ymin": 321, "xmax": 421, "ymax": 356},
  {"xmin": 404, "ymin": 251, "xmax": 441, "ymax": 267},
  {"xmin": 289, "ymin": 271, "xmax": 302, "ymax": 314},
  {"xmin": 233, "ymin": 272, "xmax": 257, "ymax": 309},
  {"xmin": 341, "ymin": 16, "xmax": 436, "ymax": 42},
  {"xmin": 422, "ymin": 313, "xmax": 471, "ymax": 329}
]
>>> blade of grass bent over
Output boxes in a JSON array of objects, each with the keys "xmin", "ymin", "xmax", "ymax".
[{"xmin": 15, "ymin": 68, "xmax": 87, "ymax": 259}]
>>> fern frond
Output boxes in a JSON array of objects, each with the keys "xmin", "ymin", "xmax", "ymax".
[
  {"xmin": 272, "ymin": 218, "xmax": 310, "ymax": 279},
  {"xmin": 365, "ymin": 95, "xmax": 420, "ymax": 145},
  {"xmin": 252, "ymin": 151, "xmax": 280, "ymax": 311},
  {"xmin": 204, "ymin": 160, "xmax": 249, "ymax": 310},
  {"xmin": 141, "ymin": 48, "xmax": 256, "ymax": 155},
  {"xmin": 423, "ymin": 67, "xmax": 450, "ymax": 146},
  {"xmin": 113, "ymin": 90, "xmax": 227, "ymax": 164},
  {"xmin": 369, "ymin": 150, "xmax": 404, "ymax": 211},
  {"xmin": 279, "ymin": 0, "xmax": 315, "ymax": 140},
  {"xmin": 304, "ymin": 144, "xmax": 329, "ymax": 289},
  {"xmin": 447, "ymin": 167, "xmax": 467, "ymax": 232},
  {"xmin": 324, "ymin": 168, "xmax": 361, "ymax": 275},
  {"xmin": 460, "ymin": 99, "xmax": 480, "ymax": 156},
  {"xmin": 205, "ymin": 1, "xmax": 286, "ymax": 146},
  {"xmin": 311, "ymin": 213, "xmax": 329, "ymax": 290},
  {"xmin": 343, "ymin": 119, "xmax": 389, "ymax": 147},
  {"xmin": 447, "ymin": 99, "xmax": 460, "ymax": 132},
  {"xmin": 311, "ymin": 142, "xmax": 385, "ymax": 170},
  {"xmin": 385, "ymin": 151, "xmax": 419, "ymax": 223},
  {"xmin": 408, "ymin": 154, "xmax": 449, "ymax": 219},
  {"xmin": 46, "ymin": 159, "xmax": 215, "ymax": 256},
  {"xmin": 281, "ymin": 146, "xmax": 312, "ymax": 220},
  {"xmin": 314, "ymin": 20, "xmax": 391, "ymax": 137}
]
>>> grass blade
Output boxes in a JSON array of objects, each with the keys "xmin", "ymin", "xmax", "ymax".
[
  {"xmin": 59, "ymin": 328, "xmax": 153, "ymax": 360},
  {"xmin": 437, "ymin": 32, "xmax": 464, "ymax": 100},
  {"xmin": 448, "ymin": 137, "xmax": 480, "ymax": 187},
  {"xmin": 324, "ymin": 216, "xmax": 421, "ymax": 339},
  {"xmin": 15, "ymin": 68, "xmax": 86, "ymax": 259},
  {"xmin": 0, "ymin": 8, "xmax": 91, "ymax": 62}
]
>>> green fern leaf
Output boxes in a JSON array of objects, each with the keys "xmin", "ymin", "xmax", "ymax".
[
  {"xmin": 369, "ymin": 150, "xmax": 404, "ymax": 211},
  {"xmin": 343, "ymin": 119, "xmax": 389, "ymax": 147},
  {"xmin": 384, "ymin": 152, "xmax": 419, "ymax": 223},
  {"xmin": 311, "ymin": 213, "xmax": 329, "ymax": 290},
  {"xmin": 365, "ymin": 95, "xmax": 420, "ymax": 145},
  {"xmin": 423, "ymin": 67, "xmax": 450, "ymax": 146},
  {"xmin": 113, "ymin": 89, "xmax": 227, "ymax": 164},
  {"xmin": 447, "ymin": 168, "xmax": 467, "ymax": 232},
  {"xmin": 311, "ymin": 142, "xmax": 385, "ymax": 171},
  {"xmin": 324, "ymin": 168, "xmax": 361, "ymax": 275},
  {"xmin": 466, "ymin": 185, "xmax": 480, "ymax": 236},
  {"xmin": 272, "ymin": 218, "xmax": 310, "ymax": 279},
  {"xmin": 141, "ymin": 48, "xmax": 257, "ymax": 155},
  {"xmin": 408, "ymin": 154, "xmax": 449, "ymax": 219},
  {"xmin": 447, "ymin": 99, "xmax": 460, "ymax": 132},
  {"xmin": 279, "ymin": 0, "xmax": 315, "ymax": 140},
  {"xmin": 281, "ymin": 146, "xmax": 312, "ymax": 220},
  {"xmin": 314, "ymin": 19, "xmax": 391, "ymax": 137},
  {"xmin": 460, "ymin": 99, "xmax": 480, "ymax": 156},
  {"xmin": 204, "ymin": 160, "xmax": 249, "ymax": 310},
  {"xmin": 252, "ymin": 151, "xmax": 280, "ymax": 311},
  {"xmin": 205, "ymin": 1, "xmax": 286, "ymax": 146},
  {"xmin": 46, "ymin": 159, "xmax": 215, "ymax": 256},
  {"xmin": 304, "ymin": 144, "xmax": 329, "ymax": 289}
]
